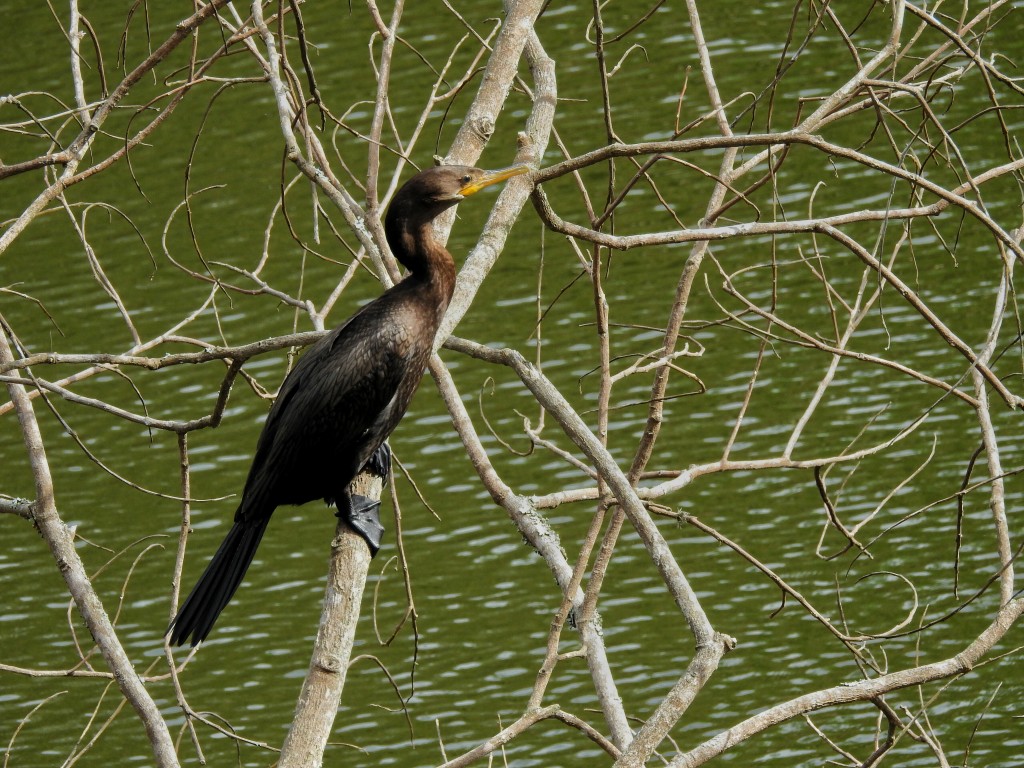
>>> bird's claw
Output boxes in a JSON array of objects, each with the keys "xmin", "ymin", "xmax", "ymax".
[{"xmin": 363, "ymin": 442, "xmax": 392, "ymax": 481}]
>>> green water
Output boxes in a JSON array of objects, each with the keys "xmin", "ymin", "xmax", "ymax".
[{"xmin": 2, "ymin": 1, "xmax": 1022, "ymax": 766}]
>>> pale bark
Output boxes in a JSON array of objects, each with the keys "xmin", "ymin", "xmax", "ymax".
[{"xmin": 278, "ymin": 471, "xmax": 382, "ymax": 768}]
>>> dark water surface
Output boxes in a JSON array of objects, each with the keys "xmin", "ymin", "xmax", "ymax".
[{"xmin": 2, "ymin": 1, "xmax": 1022, "ymax": 767}]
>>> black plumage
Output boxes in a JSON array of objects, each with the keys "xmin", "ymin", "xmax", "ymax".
[{"xmin": 168, "ymin": 164, "xmax": 528, "ymax": 646}]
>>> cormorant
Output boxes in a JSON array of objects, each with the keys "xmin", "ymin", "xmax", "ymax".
[{"xmin": 168, "ymin": 163, "xmax": 528, "ymax": 646}]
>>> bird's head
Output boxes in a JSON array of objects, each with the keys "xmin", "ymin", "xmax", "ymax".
[{"xmin": 401, "ymin": 164, "xmax": 530, "ymax": 210}]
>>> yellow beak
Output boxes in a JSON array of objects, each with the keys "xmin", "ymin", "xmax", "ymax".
[{"xmin": 459, "ymin": 165, "xmax": 530, "ymax": 197}]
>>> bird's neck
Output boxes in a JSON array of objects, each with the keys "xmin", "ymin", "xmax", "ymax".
[
  {"xmin": 412, "ymin": 240, "xmax": 456, "ymax": 311},
  {"xmin": 388, "ymin": 220, "xmax": 456, "ymax": 292}
]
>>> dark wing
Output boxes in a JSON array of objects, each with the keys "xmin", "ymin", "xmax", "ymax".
[{"xmin": 234, "ymin": 296, "xmax": 417, "ymax": 522}]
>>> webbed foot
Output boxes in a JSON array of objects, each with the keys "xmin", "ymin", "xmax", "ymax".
[
  {"xmin": 335, "ymin": 492, "xmax": 385, "ymax": 556},
  {"xmin": 333, "ymin": 443, "xmax": 391, "ymax": 556}
]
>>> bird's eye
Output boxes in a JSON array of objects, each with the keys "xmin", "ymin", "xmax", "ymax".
[{"xmin": 461, "ymin": 175, "xmax": 472, "ymax": 184}]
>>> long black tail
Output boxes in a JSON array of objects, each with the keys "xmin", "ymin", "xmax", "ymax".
[{"xmin": 168, "ymin": 519, "xmax": 270, "ymax": 646}]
